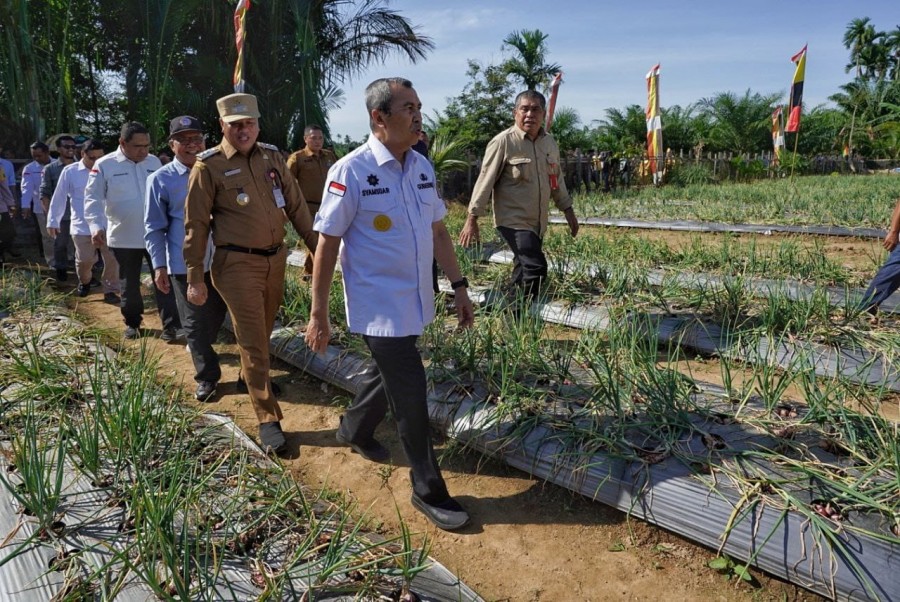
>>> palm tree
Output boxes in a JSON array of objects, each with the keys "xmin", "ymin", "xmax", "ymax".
[
  {"xmin": 697, "ymin": 90, "xmax": 781, "ymax": 154},
  {"xmin": 844, "ymin": 18, "xmax": 880, "ymax": 79},
  {"xmin": 501, "ymin": 29, "xmax": 561, "ymax": 91}
]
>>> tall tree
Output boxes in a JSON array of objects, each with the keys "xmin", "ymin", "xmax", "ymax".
[
  {"xmin": 696, "ymin": 90, "xmax": 780, "ymax": 154},
  {"xmin": 500, "ymin": 29, "xmax": 561, "ymax": 91}
]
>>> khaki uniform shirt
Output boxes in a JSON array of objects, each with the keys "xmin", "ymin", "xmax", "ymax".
[
  {"xmin": 286, "ymin": 147, "xmax": 336, "ymax": 207},
  {"xmin": 468, "ymin": 125, "xmax": 572, "ymax": 237},
  {"xmin": 184, "ymin": 138, "xmax": 317, "ymax": 284}
]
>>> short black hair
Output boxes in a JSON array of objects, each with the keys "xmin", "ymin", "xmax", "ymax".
[
  {"xmin": 120, "ymin": 121, "xmax": 149, "ymax": 143},
  {"xmin": 514, "ymin": 90, "xmax": 546, "ymax": 110},
  {"xmin": 56, "ymin": 135, "xmax": 76, "ymax": 146},
  {"xmin": 304, "ymin": 124, "xmax": 324, "ymax": 136},
  {"xmin": 30, "ymin": 141, "xmax": 49, "ymax": 152},
  {"xmin": 81, "ymin": 138, "xmax": 104, "ymax": 153}
]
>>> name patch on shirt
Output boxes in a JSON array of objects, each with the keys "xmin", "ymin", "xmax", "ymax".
[
  {"xmin": 361, "ymin": 187, "xmax": 390, "ymax": 197},
  {"xmin": 224, "ymin": 168, "xmax": 242, "ymax": 177},
  {"xmin": 328, "ymin": 181, "xmax": 346, "ymax": 197},
  {"xmin": 417, "ymin": 172, "xmax": 434, "ymax": 190}
]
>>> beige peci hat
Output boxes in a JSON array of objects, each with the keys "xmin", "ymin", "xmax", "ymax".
[{"xmin": 216, "ymin": 93, "xmax": 260, "ymax": 123}]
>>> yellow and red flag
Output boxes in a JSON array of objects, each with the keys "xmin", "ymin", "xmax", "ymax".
[
  {"xmin": 645, "ymin": 64, "xmax": 663, "ymax": 183},
  {"xmin": 771, "ymin": 106, "xmax": 785, "ymax": 164},
  {"xmin": 786, "ymin": 44, "xmax": 806, "ymax": 133},
  {"xmin": 233, "ymin": 0, "xmax": 251, "ymax": 92},
  {"xmin": 545, "ymin": 72, "xmax": 563, "ymax": 132}
]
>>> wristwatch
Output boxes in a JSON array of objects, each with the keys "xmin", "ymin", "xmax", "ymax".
[{"xmin": 450, "ymin": 277, "xmax": 469, "ymax": 290}]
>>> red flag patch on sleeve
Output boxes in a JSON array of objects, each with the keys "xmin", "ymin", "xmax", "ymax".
[{"xmin": 327, "ymin": 181, "xmax": 346, "ymax": 197}]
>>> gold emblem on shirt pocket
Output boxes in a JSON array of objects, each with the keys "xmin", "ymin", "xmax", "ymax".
[{"xmin": 507, "ymin": 157, "xmax": 531, "ymax": 182}]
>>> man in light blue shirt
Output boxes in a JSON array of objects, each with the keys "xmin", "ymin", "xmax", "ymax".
[
  {"xmin": 145, "ymin": 116, "xmax": 227, "ymax": 401},
  {"xmin": 306, "ymin": 77, "xmax": 475, "ymax": 531}
]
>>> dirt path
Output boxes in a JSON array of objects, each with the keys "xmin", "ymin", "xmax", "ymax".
[{"xmin": 63, "ymin": 278, "xmax": 821, "ymax": 602}]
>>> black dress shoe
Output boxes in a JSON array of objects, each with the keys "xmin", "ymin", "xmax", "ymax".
[
  {"xmin": 195, "ymin": 380, "xmax": 217, "ymax": 401},
  {"xmin": 335, "ymin": 428, "xmax": 390, "ymax": 463},
  {"xmin": 258, "ymin": 421, "xmax": 287, "ymax": 455},
  {"xmin": 410, "ymin": 491, "xmax": 470, "ymax": 531},
  {"xmin": 236, "ymin": 375, "xmax": 281, "ymax": 395}
]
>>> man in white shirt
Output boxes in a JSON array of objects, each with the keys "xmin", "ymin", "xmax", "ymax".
[
  {"xmin": 306, "ymin": 77, "xmax": 475, "ymax": 531},
  {"xmin": 20, "ymin": 141, "xmax": 54, "ymax": 268},
  {"xmin": 47, "ymin": 139, "xmax": 120, "ymax": 303},
  {"xmin": 84, "ymin": 121, "xmax": 182, "ymax": 340}
]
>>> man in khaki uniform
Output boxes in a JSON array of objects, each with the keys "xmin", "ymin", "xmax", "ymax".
[
  {"xmin": 459, "ymin": 90, "xmax": 579, "ymax": 298},
  {"xmin": 286, "ymin": 124, "xmax": 335, "ymax": 273},
  {"xmin": 184, "ymin": 93, "xmax": 318, "ymax": 455}
]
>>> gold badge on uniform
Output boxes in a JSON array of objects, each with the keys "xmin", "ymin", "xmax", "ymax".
[
  {"xmin": 373, "ymin": 214, "xmax": 392, "ymax": 232},
  {"xmin": 236, "ymin": 192, "xmax": 250, "ymax": 206}
]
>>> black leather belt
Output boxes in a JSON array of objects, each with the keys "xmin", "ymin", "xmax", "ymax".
[{"xmin": 219, "ymin": 244, "xmax": 282, "ymax": 256}]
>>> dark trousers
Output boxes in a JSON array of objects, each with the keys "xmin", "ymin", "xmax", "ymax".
[
  {"xmin": 52, "ymin": 218, "xmax": 72, "ymax": 271},
  {"xmin": 339, "ymin": 335, "xmax": 449, "ymax": 504},
  {"xmin": 861, "ymin": 245, "xmax": 900, "ymax": 312},
  {"xmin": 172, "ymin": 273, "xmax": 228, "ymax": 383},
  {"xmin": 110, "ymin": 247, "xmax": 181, "ymax": 330},
  {"xmin": 0, "ymin": 213, "xmax": 14, "ymax": 259},
  {"xmin": 497, "ymin": 226, "xmax": 547, "ymax": 298}
]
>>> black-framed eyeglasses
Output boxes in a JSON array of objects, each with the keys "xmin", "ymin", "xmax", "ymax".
[{"xmin": 173, "ymin": 135, "xmax": 206, "ymax": 145}]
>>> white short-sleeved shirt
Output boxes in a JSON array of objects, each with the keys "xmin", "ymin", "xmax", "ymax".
[{"xmin": 315, "ymin": 135, "xmax": 446, "ymax": 337}]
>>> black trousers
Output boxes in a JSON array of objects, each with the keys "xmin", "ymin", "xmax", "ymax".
[
  {"xmin": 52, "ymin": 218, "xmax": 72, "ymax": 271},
  {"xmin": 172, "ymin": 273, "xmax": 228, "ymax": 383},
  {"xmin": 339, "ymin": 335, "xmax": 449, "ymax": 504},
  {"xmin": 110, "ymin": 247, "xmax": 181, "ymax": 330},
  {"xmin": 497, "ymin": 226, "xmax": 547, "ymax": 298},
  {"xmin": 0, "ymin": 212, "xmax": 14, "ymax": 259}
]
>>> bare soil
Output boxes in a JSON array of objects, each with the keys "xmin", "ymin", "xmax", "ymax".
[{"xmin": 19, "ymin": 225, "xmax": 877, "ymax": 601}]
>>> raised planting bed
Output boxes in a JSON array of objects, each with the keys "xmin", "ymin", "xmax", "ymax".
[
  {"xmin": 0, "ymin": 311, "xmax": 482, "ymax": 602},
  {"xmin": 267, "ymin": 326, "xmax": 900, "ymax": 601},
  {"xmin": 551, "ymin": 216, "xmax": 886, "ymax": 239}
]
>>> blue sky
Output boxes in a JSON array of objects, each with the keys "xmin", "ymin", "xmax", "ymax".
[{"xmin": 326, "ymin": 0, "xmax": 897, "ymax": 141}]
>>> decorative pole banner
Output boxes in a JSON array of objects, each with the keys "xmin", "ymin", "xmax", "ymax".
[
  {"xmin": 645, "ymin": 63, "xmax": 663, "ymax": 184},
  {"xmin": 786, "ymin": 44, "xmax": 807, "ymax": 133},
  {"xmin": 545, "ymin": 72, "xmax": 563, "ymax": 132},
  {"xmin": 233, "ymin": 0, "xmax": 251, "ymax": 93},
  {"xmin": 771, "ymin": 105, "xmax": 785, "ymax": 165}
]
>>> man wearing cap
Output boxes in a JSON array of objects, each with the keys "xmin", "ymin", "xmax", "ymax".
[
  {"xmin": 305, "ymin": 77, "xmax": 475, "ymax": 531},
  {"xmin": 184, "ymin": 93, "xmax": 318, "ymax": 455},
  {"xmin": 286, "ymin": 124, "xmax": 336, "ymax": 273},
  {"xmin": 84, "ymin": 121, "xmax": 183, "ymax": 340},
  {"xmin": 145, "ymin": 116, "xmax": 228, "ymax": 402},
  {"xmin": 47, "ymin": 138, "xmax": 121, "ymax": 303}
]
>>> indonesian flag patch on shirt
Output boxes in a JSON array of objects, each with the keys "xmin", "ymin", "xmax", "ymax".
[{"xmin": 327, "ymin": 181, "xmax": 346, "ymax": 197}]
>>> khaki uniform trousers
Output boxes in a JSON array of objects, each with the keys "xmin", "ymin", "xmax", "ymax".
[
  {"xmin": 72, "ymin": 234, "xmax": 120, "ymax": 293},
  {"xmin": 211, "ymin": 246, "xmax": 287, "ymax": 424}
]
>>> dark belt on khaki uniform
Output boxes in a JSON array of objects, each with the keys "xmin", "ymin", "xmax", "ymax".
[{"xmin": 219, "ymin": 244, "xmax": 282, "ymax": 256}]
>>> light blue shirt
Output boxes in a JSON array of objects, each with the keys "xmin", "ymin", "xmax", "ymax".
[
  {"xmin": 47, "ymin": 159, "xmax": 93, "ymax": 235},
  {"xmin": 315, "ymin": 135, "xmax": 445, "ymax": 337},
  {"xmin": 0, "ymin": 158, "xmax": 14, "ymax": 188},
  {"xmin": 144, "ymin": 158, "xmax": 212, "ymax": 274}
]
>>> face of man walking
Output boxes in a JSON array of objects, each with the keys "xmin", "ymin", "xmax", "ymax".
[
  {"xmin": 121, "ymin": 134, "xmax": 151, "ymax": 163},
  {"xmin": 514, "ymin": 98, "xmax": 545, "ymax": 139},
  {"xmin": 221, "ymin": 118, "xmax": 259, "ymax": 155},
  {"xmin": 378, "ymin": 84, "xmax": 422, "ymax": 151}
]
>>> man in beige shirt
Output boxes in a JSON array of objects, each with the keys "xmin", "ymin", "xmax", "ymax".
[
  {"xmin": 459, "ymin": 90, "xmax": 579, "ymax": 298},
  {"xmin": 184, "ymin": 92, "xmax": 317, "ymax": 455},
  {"xmin": 286, "ymin": 124, "xmax": 336, "ymax": 273}
]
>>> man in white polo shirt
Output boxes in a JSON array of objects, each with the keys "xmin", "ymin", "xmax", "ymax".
[
  {"xmin": 305, "ymin": 77, "xmax": 475, "ymax": 531},
  {"xmin": 84, "ymin": 121, "xmax": 182, "ymax": 340},
  {"xmin": 47, "ymin": 138, "xmax": 121, "ymax": 303}
]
